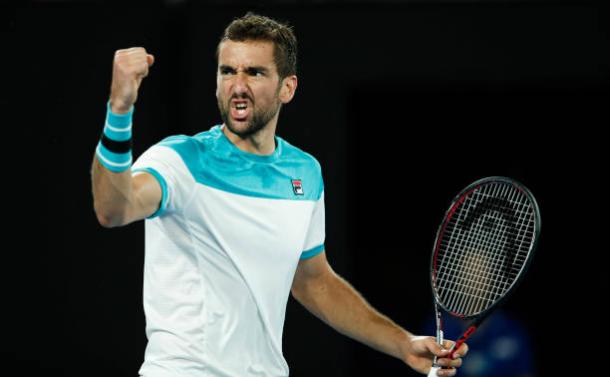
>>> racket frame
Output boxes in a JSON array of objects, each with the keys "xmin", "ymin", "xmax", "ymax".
[{"xmin": 428, "ymin": 176, "xmax": 541, "ymax": 360}]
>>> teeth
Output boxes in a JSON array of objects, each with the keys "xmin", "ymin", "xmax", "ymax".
[{"xmin": 236, "ymin": 103, "xmax": 247, "ymax": 109}]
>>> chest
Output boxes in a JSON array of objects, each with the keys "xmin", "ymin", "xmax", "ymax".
[{"xmin": 185, "ymin": 183, "xmax": 315, "ymax": 260}]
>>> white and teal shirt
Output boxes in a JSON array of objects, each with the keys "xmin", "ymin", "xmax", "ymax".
[{"xmin": 130, "ymin": 124, "xmax": 325, "ymax": 377}]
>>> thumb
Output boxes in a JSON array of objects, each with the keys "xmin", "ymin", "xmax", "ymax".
[{"xmin": 147, "ymin": 54, "xmax": 155, "ymax": 67}]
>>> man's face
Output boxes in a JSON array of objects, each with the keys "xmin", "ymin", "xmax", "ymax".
[{"xmin": 216, "ymin": 39, "xmax": 284, "ymax": 138}]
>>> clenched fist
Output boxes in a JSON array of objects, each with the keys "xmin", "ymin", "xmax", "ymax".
[{"xmin": 109, "ymin": 47, "xmax": 155, "ymax": 114}]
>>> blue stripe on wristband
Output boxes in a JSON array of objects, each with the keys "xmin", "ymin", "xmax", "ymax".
[
  {"xmin": 104, "ymin": 120, "xmax": 132, "ymax": 141},
  {"xmin": 96, "ymin": 142, "xmax": 132, "ymax": 172},
  {"xmin": 106, "ymin": 100, "xmax": 134, "ymax": 128}
]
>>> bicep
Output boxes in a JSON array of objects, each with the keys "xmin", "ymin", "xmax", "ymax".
[
  {"xmin": 291, "ymin": 250, "xmax": 333, "ymax": 296},
  {"xmin": 123, "ymin": 171, "xmax": 163, "ymax": 225}
]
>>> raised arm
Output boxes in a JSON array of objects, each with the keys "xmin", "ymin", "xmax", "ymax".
[{"xmin": 91, "ymin": 47, "xmax": 159, "ymax": 228}]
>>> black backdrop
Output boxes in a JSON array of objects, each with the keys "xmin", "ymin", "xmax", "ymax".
[{"xmin": 7, "ymin": 2, "xmax": 608, "ymax": 377}]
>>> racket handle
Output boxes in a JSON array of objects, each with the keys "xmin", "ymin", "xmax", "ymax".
[{"xmin": 427, "ymin": 366, "xmax": 441, "ymax": 377}]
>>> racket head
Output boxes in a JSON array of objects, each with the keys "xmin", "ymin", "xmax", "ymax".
[{"xmin": 430, "ymin": 176, "xmax": 541, "ymax": 320}]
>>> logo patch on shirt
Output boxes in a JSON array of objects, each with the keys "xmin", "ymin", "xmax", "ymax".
[{"xmin": 291, "ymin": 179, "xmax": 304, "ymax": 195}]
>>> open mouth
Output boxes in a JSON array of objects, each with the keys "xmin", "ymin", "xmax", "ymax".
[{"xmin": 230, "ymin": 99, "xmax": 251, "ymax": 121}]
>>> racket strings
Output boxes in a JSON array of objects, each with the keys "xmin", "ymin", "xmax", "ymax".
[
  {"xmin": 439, "ymin": 185, "xmax": 534, "ymax": 314},
  {"xmin": 439, "ymin": 184, "xmax": 518, "ymax": 311},
  {"xmin": 434, "ymin": 182, "xmax": 536, "ymax": 316},
  {"xmin": 440, "ymin": 183, "xmax": 531, "ymax": 313}
]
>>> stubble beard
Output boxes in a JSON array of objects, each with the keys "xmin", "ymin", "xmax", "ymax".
[{"xmin": 218, "ymin": 94, "xmax": 282, "ymax": 138}]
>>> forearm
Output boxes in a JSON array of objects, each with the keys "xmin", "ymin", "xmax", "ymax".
[
  {"xmin": 91, "ymin": 98, "xmax": 137, "ymax": 226},
  {"xmin": 91, "ymin": 102, "xmax": 134, "ymax": 226},
  {"xmin": 91, "ymin": 156, "xmax": 134, "ymax": 226},
  {"xmin": 293, "ymin": 272, "xmax": 412, "ymax": 360}
]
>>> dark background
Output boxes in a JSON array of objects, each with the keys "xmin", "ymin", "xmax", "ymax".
[{"xmin": 6, "ymin": 1, "xmax": 608, "ymax": 376}]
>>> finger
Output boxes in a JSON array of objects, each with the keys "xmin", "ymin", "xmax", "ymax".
[
  {"xmin": 436, "ymin": 367, "xmax": 457, "ymax": 377},
  {"xmin": 442, "ymin": 339, "xmax": 455, "ymax": 350},
  {"xmin": 125, "ymin": 47, "xmax": 146, "ymax": 54},
  {"xmin": 147, "ymin": 54, "xmax": 155, "ymax": 67},
  {"xmin": 427, "ymin": 338, "xmax": 451, "ymax": 358},
  {"xmin": 452, "ymin": 342, "xmax": 469, "ymax": 358},
  {"xmin": 437, "ymin": 356, "xmax": 462, "ymax": 368},
  {"xmin": 442, "ymin": 339, "xmax": 469, "ymax": 359},
  {"xmin": 457, "ymin": 342, "xmax": 469, "ymax": 357}
]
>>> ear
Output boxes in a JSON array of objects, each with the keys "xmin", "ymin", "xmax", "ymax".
[{"xmin": 278, "ymin": 75, "xmax": 298, "ymax": 104}]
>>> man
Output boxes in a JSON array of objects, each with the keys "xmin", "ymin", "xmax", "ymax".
[{"xmin": 91, "ymin": 12, "xmax": 467, "ymax": 377}]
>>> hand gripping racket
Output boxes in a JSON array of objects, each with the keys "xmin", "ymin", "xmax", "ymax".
[{"xmin": 427, "ymin": 177, "xmax": 541, "ymax": 377}]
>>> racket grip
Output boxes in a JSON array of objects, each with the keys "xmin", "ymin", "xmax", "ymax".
[{"xmin": 427, "ymin": 366, "xmax": 441, "ymax": 377}]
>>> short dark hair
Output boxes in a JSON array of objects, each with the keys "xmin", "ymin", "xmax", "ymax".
[{"xmin": 216, "ymin": 12, "xmax": 297, "ymax": 79}]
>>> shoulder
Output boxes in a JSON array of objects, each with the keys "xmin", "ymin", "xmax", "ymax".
[
  {"xmin": 156, "ymin": 134, "xmax": 196, "ymax": 153},
  {"xmin": 278, "ymin": 137, "xmax": 324, "ymax": 197},
  {"xmin": 141, "ymin": 132, "xmax": 202, "ymax": 176},
  {"xmin": 279, "ymin": 137, "xmax": 323, "ymax": 176},
  {"xmin": 142, "ymin": 135, "xmax": 195, "ymax": 170},
  {"xmin": 152, "ymin": 125, "xmax": 223, "ymax": 159}
]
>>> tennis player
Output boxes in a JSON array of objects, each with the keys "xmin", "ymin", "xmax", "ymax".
[{"xmin": 91, "ymin": 12, "xmax": 468, "ymax": 377}]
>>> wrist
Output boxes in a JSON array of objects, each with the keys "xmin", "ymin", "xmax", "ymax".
[
  {"xmin": 106, "ymin": 99, "xmax": 134, "ymax": 125},
  {"xmin": 109, "ymin": 98, "xmax": 134, "ymax": 115},
  {"xmin": 398, "ymin": 331, "xmax": 414, "ymax": 356}
]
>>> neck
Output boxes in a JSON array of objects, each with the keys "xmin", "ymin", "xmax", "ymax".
[{"xmin": 222, "ymin": 121, "xmax": 277, "ymax": 155}]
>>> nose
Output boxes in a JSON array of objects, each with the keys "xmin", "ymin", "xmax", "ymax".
[{"xmin": 232, "ymin": 71, "xmax": 249, "ymax": 97}]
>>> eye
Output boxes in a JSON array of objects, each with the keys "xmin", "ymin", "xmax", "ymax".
[
  {"xmin": 220, "ymin": 67, "xmax": 234, "ymax": 75},
  {"xmin": 247, "ymin": 68, "xmax": 264, "ymax": 77}
]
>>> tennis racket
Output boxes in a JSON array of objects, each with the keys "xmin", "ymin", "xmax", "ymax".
[{"xmin": 427, "ymin": 176, "xmax": 541, "ymax": 377}]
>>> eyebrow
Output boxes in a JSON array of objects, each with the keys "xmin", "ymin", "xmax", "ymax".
[{"xmin": 219, "ymin": 65, "xmax": 269, "ymax": 74}]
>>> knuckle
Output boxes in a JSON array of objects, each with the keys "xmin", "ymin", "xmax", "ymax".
[
  {"xmin": 114, "ymin": 56, "xmax": 128, "ymax": 66},
  {"xmin": 115, "ymin": 63, "xmax": 129, "ymax": 73}
]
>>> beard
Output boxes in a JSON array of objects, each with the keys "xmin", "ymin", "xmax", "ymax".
[{"xmin": 218, "ymin": 94, "xmax": 282, "ymax": 138}]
